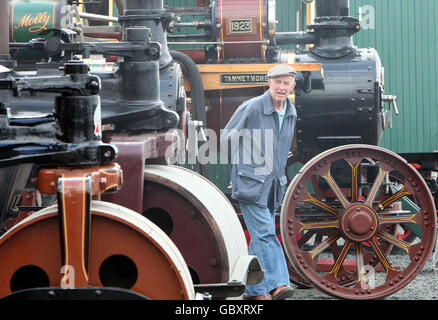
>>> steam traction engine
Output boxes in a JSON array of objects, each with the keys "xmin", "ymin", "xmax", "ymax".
[
  {"xmin": 2, "ymin": 0, "xmax": 263, "ymax": 299},
  {"xmin": 0, "ymin": 56, "xmax": 200, "ymax": 299},
  {"xmin": 164, "ymin": 0, "xmax": 437, "ymax": 299},
  {"xmin": 6, "ymin": 0, "xmax": 437, "ymax": 299}
]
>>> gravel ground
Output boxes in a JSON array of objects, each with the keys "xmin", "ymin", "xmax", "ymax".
[{"xmin": 289, "ymin": 252, "xmax": 438, "ymax": 300}]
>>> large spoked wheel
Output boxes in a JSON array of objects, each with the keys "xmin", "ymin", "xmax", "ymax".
[
  {"xmin": 0, "ymin": 201, "xmax": 195, "ymax": 300},
  {"xmin": 280, "ymin": 144, "xmax": 436, "ymax": 299}
]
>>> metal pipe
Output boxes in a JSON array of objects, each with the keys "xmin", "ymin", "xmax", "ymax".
[
  {"xmin": 173, "ymin": 21, "xmax": 212, "ymax": 29},
  {"xmin": 274, "ymin": 32, "xmax": 317, "ymax": 46},
  {"xmin": 79, "ymin": 12, "xmax": 119, "ymax": 23},
  {"xmin": 168, "ymin": 40, "xmax": 270, "ymax": 45},
  {"xmin": 84, "ymin": 32, "xmax": 122, "ymax": 41},
  {"xmin": 316, "ymin": 0, "xmax": 349, "ymax": 17}
]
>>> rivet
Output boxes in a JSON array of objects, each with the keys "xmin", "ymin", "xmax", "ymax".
[{"xmin": 95, "ymin": 290, "xmax": 103, "ymax": 296}]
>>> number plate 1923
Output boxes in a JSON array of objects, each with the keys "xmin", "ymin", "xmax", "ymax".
[{"xmin": 229, "ymin": 19, "xmax": 253, "ymax": 33}]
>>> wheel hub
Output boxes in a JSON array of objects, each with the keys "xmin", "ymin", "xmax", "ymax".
[{"xmin": 341, "ymin": 204, "xmax": 378, "ymax": 242}]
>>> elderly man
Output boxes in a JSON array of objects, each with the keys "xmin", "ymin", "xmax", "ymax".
[{"xmin": 220, "ymin": 64, "xmax": 297, "ymax": 300}]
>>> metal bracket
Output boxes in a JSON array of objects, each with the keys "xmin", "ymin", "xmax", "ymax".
[{"xmin": 194, "ymin": 255, "xmax": 263, "ymax": 299}]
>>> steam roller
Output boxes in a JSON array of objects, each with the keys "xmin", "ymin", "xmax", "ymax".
[
  {"xmin": 2, "ymin": 0, "xmax": 262, "ymax": 299},
  {"xmin": 142, "ymin": 164, "xmax": 250, "ymax": 288},
  {"xmin": 280, "ymin": 144, "xmax": 436, "ymax": 299},
  {"xmin": 0, "ymin": 56, "xmax": 197, "ymax": 299},
  {"xmin": 0, "ymin": 200, "xmax": 195, "ymax": 300}
]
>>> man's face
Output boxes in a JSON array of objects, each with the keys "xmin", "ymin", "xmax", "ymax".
[{"xmin": 268, "ymin": 75, "xmax": 296, "ymax": 107}]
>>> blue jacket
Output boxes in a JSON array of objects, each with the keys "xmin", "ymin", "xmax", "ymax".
[{"xmin": 220, "ymin": 90, "xmax": 297, "ymax": 209}]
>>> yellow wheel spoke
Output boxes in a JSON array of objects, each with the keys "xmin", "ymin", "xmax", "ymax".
[
  {"xmin": 376, "ymin": 229, "xmax": 411, "ymax": 254},
  {"xmin": 379, "ymin": 213, "xmax": 417, "ymax": 225},
  {"xmin": 321, "ymin": 170, "xmax": 350, "ymax": 208},
  {"xmin": 349, "ymin": 162, "xmax": 361, "ymax": 202},
  {"xmin": 308, "ymin": 233, "xmax": 340, "ymax": 260},
  {"xmin": 304, "ymin": 193, "xmax": 339, "ymax": 216},
  {"xmin": 328, "ymin": 240, "xmax": 353, "ymax": 279},
  {"xmin": 368, "ymin": 237, "xmax": 397, "ymax": 275},
  {"xmin": 355, "ymin": 243, "xmax": 365, "ymax": 284},
  {"xmin": 365, "ymin": 167, "xmax": 389, "ymax": 206},
  {"xmin": 374, "ymin": 186, "xmax": 411, "ymax": 211},
  {"xmin": 299, "ymin": 220, "xmax": 339, "ymax": 233}
]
